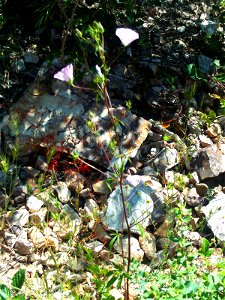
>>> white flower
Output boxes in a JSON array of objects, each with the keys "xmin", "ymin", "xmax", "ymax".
[
  {"xmin": 115, "ymin": 28, "xmax": 139, "ymax": 47},
  {"xmin": 54, "ymin": 63, "xmax": 74, "ymax": 83},
  {"xmin": 96, "ymin": 65, "xmax": 103, "ymax": 77}
]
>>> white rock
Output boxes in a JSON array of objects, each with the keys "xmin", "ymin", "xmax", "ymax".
[
  {"xmin": 55, "ymin": 181, "xmax": 71, "ymax": 203},
  {"xmin": 9, "ymin": 208, "xmax": 29, "ymax": 227},
  {"xmin": 113, "ymin": 236, "xmax": 144, "ymax": 261},
  {"xmin": 201, "ymin": 192, "xmax": 225, "ymax": 241},
  {"xmin": 199, "ymin": 134, "xmax": 213, "ymax": 147},
  {"xmin": 26, "ymin": 195, "xmax": 44, "ymax": 213},
  {"xmin": 84, "ymin": 198, "xmax": 100, "ymax": 219}
]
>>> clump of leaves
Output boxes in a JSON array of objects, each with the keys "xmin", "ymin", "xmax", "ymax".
[{"xmin": 0, "ymin": 269, "xmax": 26, "ymax": 300}]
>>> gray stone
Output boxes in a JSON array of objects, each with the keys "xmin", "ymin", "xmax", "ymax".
[
  {"xmin": 139, "ymin": 232, "xmax": 156, "ymax": 259},
  {"xmin": 151, "ymin": 148, "xmax": 179, "ymax": 171},
  {"xmin": 11, "ymin": 59, "xmax": 26, "ymax": 72},
  {"xmin": 113, "ymin": 235, "xmax": 144, "ymax": 261},
  {"xmin": 189, "ymin": 144, "xmax": 225, "ymax": 180},
  {"xmin": 102, "ymin": 175, "xmax": 165, "ymax": 234},
  {"xmin": 198, "ymin": 55, "xmax": 215, "ymax": 74},
  {"xmin": 14, "ymin": 238, "xmax": 33, "ymax": 255},
  {"xmin": 200, "ymin": 20, "xmax": 218, "ymax": 36},
  {"xmin": 183, "ymin": 187, "xmax": 204, "ymax": 207},
  {"xmin": 201, "ymin": 192, "xmax": 225, "ymax": 241},
  {"xmin": 84, "ymin": 198, "xmax": 100, "ymax": 219},
  {"xmin": 29, "ymin": 208, "xmax": 48, "ymax": 225},
  {"xmin": 1, "ymin": 85, "xmax": 151, "ymax": 169},
  {"xmin": 55, "ymin": 181, "xmax": 71, "ymax": 203},
  {"xmin": 9, "ymin": 207, "xmax": 30, "ymax": 227},
  {"xmin": 35, "ymin": 155, "xmax": 48, "ymax": 172},
  {"xmin": 23, "ymin": 52, "xmax": 39, "ymax": 64}
]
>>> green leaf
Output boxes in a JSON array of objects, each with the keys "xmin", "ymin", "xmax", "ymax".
[
  {"xmin": 213, "ymin": 73, "xmax": 225, "ymax": 82},
  {"xmin": 11, "ymin": 270, "xmax": 25, "ymax": 291},
  {"xmin": 199, "ymin": 238, "xmax": 213, "ymax": 257},
  {"xmin": 181, "ymin": 281, "xmax": 199, "ymax": 295},
  {"xmin": 106, "ymin": 276, "xmax": 117, "ymax": 288},
  {"xmin": 12, "ymin": 295, "xmax": 26, "ymax": 300},
  {"xmin": 0, "ymin": 284, "xmax": 11, "ymax": 300}
]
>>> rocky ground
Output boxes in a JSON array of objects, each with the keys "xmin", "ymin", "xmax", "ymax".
[{"xmin": 1, "ymin": 0, "xmax": 225, "ymax": 299}]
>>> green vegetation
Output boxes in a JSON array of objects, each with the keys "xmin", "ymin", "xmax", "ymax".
[{"xmin": 1, "ymin": 1, "xmax": 225, "ymax": 299}]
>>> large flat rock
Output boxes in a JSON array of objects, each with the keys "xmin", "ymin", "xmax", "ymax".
[{"xmin": 1, "ymin": 82, "xmax": 151, "ymax": 168}]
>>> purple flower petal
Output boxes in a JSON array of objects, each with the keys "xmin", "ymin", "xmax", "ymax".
[
  {"xmin": 54, "ymin": 63, "xmax": 74, "ymax": 83},
  {"xmin": 116, "ymin": 28, "xmax": 139, "ymax": 47}
]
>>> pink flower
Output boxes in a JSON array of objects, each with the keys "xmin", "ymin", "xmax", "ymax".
[
  {"xmin": 115, "ymin": 28, "xmax": 139, "ymax": 47},
  {"xmin": 54, "ymin": 64, "xmax": 74, "ymax": 84},
  {"xmin": 126, "ymin": 175, "xmax": 142, "ymax": 187}
]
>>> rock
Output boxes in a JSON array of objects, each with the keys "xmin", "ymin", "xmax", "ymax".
[
  {"xmin": 85, "ymin": 241, "xmax": 105, "ymax": 253},
  {"xmin": 198, "ymin": 134, "xmax": 213, "ymax": 147},
  {"xmin": 11, "ymin": 59, "xmax": 26, "ymax": 72},
  {"xmin": 201, "ymin": 192, "xmax": 225, "ymax": 242},
  {"xmin": 1, "ymin": 88, "xmax": 151, "ymax": 169},
  {"xmin": 195, "ymin": 183, "xmax": 208, "ymax": 197},
  {"xmin": 55, "ymin": 181, "xmax": 71, "ymax": 203},
  {"xmin": 45, "ymin": 252, "xmax": 69, "ymax": 267},
  {"xmin": 154, "ymin": 219, "xmax": 173, "ymax": 238},
  {"xmin": 109, "ymin": 289, "xmax": 124, "ymax": 300},
  {"xmin": 113, "ymin": 235, "xmax": 144, "ymax": 261},
  {"xmin": 183, "ymin": 231, "xmax": 202, "ymax": 246},
  {"xmin": 9, "ymin": 207, "xmax": 30, "ymax": 227},
  {"xmin": 183, "ymin": 187, "xmax": 204, "ymax": 207},
  {"xmin": 60, "ymin": 204, "xmax": 82, "ymax": 236},
  {"xmin": 200, "ymin": 20, "xmax": 219, "ymax": 36},
  {"xmin": 111, "ymin": 64, "xmax": 127, "ymax": 77},
  {"xmin": 11, "ymin": 185, "xmax": 28, "ymax": 204},
  {"xmin": 84, "ymin": 198, "xmax": 100, "ymax": 219},
  {"xmin": 147, "ymin": 131, "xmax": 162, "ymax": 142},
  {"xmin": 23, "ymin": 52, "xmax": 39, "ymax": 64},
  {"xmin": 4, "ymin": 232, "xmax": 17, "ymax": 248},
  {"xmin": 21, "ymin": 166, "xmax": 40, "ymax": 178},
  {"xmin": 92, "ymin": 180, "xmax": 110, "ymax": 195},
  {"xmin": 102, "ymin": 175, "xmax": 165, "ymax": 234},
  {"xmin": 35, "ymin": 155, "xmax": 48, "ymax": 172},
  {"xmin": 187, "ymin": 116, "xmax": 202, "ymax": 135},
  {"xmin": 90, "ymin": 222, "xmax": 111, "ymax": 244},
  {"xmin": 164, "ymin": 172, "xmax": 189, "ymax": 190},
  {"xmin": 151, "ymin": 148, "xmax": 179, "ymax": 172},
  {"xmin": 26, "ymin": 195, "xmax": 44, "ymax": 213},
  {"xmin": 189, "ymin": 144, "xmax": 225, "ymax": 180},
  {"xmin": 29, "ymin": 226, "xmax": 59, "ymax": 250},
  {"xmin": 141, "ymin": 166, "xmax": 158, "ymax": 177},
  {"xmin": 205, "ymin": 124, "xmax": 222, "ymax": 138},
  {"xmin": 198, "ymin": 54, "xmax": 215, "ymax": 74},
  {"xmin": 64, "ymin": 171, "xmax": 85, "ymax": 193},
  {"xmin": 79, "ymin": 188, "xmax": 91, "ymax": 198},
  {"xmin": 139, "ymin": 231, "xmax": 156, "ymax": 259},
  {"xmin": 14, "ymin": 238, "xmax": 33, "ymax": 255},
  {"xmin": 29, "ymin": 208, "xmax": 47, "ymax": 225}
]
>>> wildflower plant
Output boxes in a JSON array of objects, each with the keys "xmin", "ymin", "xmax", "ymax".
[{"xmin": 53, "ymin": 22, "xmax": 139, "ymax": 299}]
